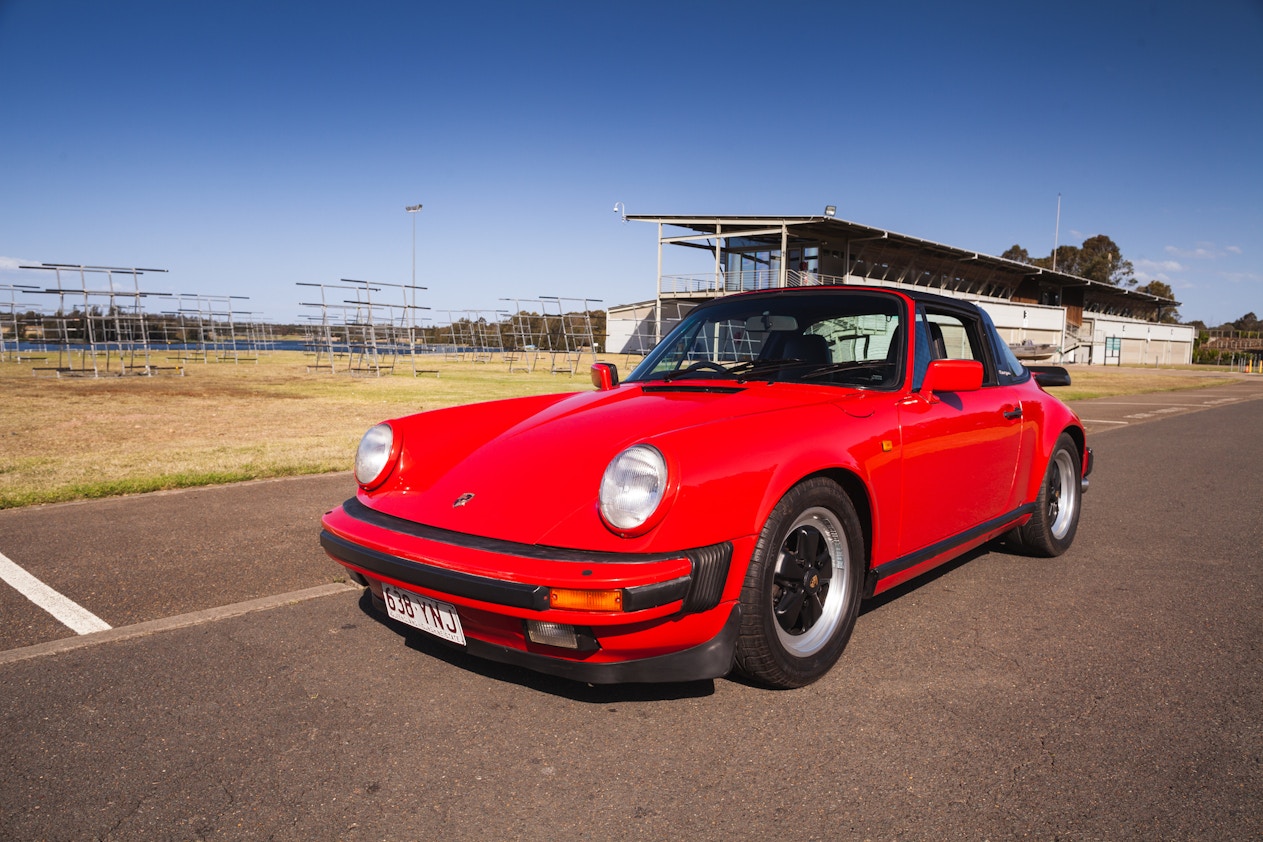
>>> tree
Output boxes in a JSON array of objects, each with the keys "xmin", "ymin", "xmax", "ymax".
[
  {"xmin": 1078, "ymin": 234, "xmax": 1135, "ymax": 286},
  {"xmin": 1022, "ymin": 234, "xmax": 1135, "ymax": 285},
  {"xmin": 1135, "ymin": 279, "xmax": 1173, "ymax": 298},
  {"xmin": 1135, "ymin": 280, "xmax": 1180, "ymax": 323},
  {"xmin": 1032, "ymin": 245, "xmax": 1080, "ymax": 275},
  {"xmin": 1001, "ymin": 245, "xmax": 1031, "ymax": 264}
]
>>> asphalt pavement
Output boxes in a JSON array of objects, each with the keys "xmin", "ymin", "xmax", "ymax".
[{"xmin": 1, "ymin": 376, "xmax": 1261, "ymax": 840}]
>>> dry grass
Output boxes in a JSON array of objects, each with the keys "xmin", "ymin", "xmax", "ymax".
[
  {"xmin": 0, "ymin": 351, "xmax": 597, "ymax": 508},
  {"xmin": 0, "ymin": 352, "xmax": 1240, "ymax": 509},
  {"xmin": 1054, "ymin": 365, "xmax": 1238, "ymax": 400}
]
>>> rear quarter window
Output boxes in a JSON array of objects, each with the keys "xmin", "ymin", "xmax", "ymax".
[{"xmin": 979, "ymin": 308, "xmax": 1032, "ymax": 385}]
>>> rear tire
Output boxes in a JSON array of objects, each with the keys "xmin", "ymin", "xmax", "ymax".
[
  {"xmin": 735, "ymin": 478, "xmax": 864, "ymax": 689},
  {"xmin": 1017, "ymin": 433, "xmax": 1082, "ymax": 557}
]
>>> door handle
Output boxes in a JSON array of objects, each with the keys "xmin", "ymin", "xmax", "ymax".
[{"xmin": 1003, "ymin": 405, "xmax": 1023, "ymax": 420}]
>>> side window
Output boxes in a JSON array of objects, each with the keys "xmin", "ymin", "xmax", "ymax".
[
  {"xmin": 914, "ymin": 306, "xmax": 992, "ymax": 388},
  {"xmin": 979, "ymin": 308, "xmax": 1031, "ymax": 385},
  {"xmin": 926, "ymin": 312, "xmax": 983, "ymax": 363}
]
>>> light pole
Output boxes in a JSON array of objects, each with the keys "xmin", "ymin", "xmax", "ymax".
[
  {"xmin": 405, "ymin": 203, "xmax": 423, "ymax": 286},
  {"xmin": 1052, "ymin": 193, "xmax": 1061, "ymax": 273}
]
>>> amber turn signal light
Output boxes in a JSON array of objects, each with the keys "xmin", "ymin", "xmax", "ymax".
[{"xmin": 548, "ymin": 588, "xmax": 624, "ymax": 611}]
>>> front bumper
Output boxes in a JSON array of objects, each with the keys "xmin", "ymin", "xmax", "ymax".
[
  {"xmin": 320, "ymin": 498, "xmax": 739, "ymax": 683},
  {"xmin": 366, "ymin": 584, "xmax": 741, "ymax": 684}
]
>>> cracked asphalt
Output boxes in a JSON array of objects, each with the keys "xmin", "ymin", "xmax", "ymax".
[{"xmin": 1, "ymin": 377, "xmax": 1260, "ymax": 840}]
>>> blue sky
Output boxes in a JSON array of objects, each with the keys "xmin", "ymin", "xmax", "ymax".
[{"xmin": 1, "ymin": 0, "xmax": 1260, "ymax": 326}]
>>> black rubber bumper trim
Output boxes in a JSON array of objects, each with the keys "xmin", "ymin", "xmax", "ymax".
[
  {"xmin": 463, "ymin": 604, "xmax": 741, "ymax": 684},
  {"xmin": 326, "ymin": 499, "xmax": 734, "ymax": 614},
  {"xmin": 322, "ymin": 530, "xmax": 549, "ymax": 610},
  {"xmin": 621, "ymin": 577, "xmax": 690, "ymax": 612},
  {"xmin": 864, "ymin": 503, "xmax": 1037, "ymax": 596}
]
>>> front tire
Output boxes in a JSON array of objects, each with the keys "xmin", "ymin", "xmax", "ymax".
[
  {"xmin": 735, "ymin": 478, "xmax": 864, "ymax": 689},
  {"xmin": 1017, "ymin": 433, "xmax": 1082, "ymax": 557}
]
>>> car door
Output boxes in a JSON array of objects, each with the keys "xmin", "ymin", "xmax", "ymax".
[{"xmin": 896, "ymin": 305, "xmax": 1025, "ymax": 554}]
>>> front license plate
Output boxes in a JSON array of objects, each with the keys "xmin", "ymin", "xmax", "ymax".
[{"xmin": 382, "ymin": 583, "xmax": 466, "ymax": 645}]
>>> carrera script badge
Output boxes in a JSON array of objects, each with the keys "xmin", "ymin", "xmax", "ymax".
[{"xmin": 453, "ymin": 492, "xmax": 475, "ymax": 508}]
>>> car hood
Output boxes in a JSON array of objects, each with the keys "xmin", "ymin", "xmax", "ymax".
[{"xmin": 362, "ymin": 382, "xmax": 874, "ymax": 549}]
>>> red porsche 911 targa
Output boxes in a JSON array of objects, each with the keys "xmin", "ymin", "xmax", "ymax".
[{"xmin": 321, "ymin": 287, "xmax": 1092, "ymax": 688}]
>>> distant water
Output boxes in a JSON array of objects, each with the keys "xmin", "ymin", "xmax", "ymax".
[{"xmin": 4, "ymin": 340, "xmax": 312, "ymax": 353}]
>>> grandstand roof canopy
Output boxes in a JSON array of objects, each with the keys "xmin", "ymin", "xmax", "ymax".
[{"xmin": 625, "ymin": 214, "xmax": 1178, "ymax": 316}]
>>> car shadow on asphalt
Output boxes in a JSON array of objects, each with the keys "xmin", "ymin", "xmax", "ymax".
[
  {"xmin": 352, "ymin": 540, "xmax": 1016, "ymax": 701},
  {"xmin": 355, "ymin": 589, "xmax": 718, "ymax": 703}
]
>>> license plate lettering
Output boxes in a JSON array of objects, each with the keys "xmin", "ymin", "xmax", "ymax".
[{"xmin": 382, "ymin": 583, "xmax": 466, "ymax": 645}]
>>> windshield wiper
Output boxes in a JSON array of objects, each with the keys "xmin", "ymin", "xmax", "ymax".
[
  {"xmin": 657, "ymin": 358, "xmax": 829, "ymax": 384},
  {"xmin": 731, "ymin": 359, "xmax": 816, "ymax": 383},
  {"xmin": 798, "ymin": 361, "xmax": 890, "ymax": 386},
  {"xmin": 660, "ymin": 361, "xmax": 740, "ymax": 382}
]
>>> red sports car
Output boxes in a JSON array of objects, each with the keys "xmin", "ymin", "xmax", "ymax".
[{"xmin": 321, "ymin": 287, "xmax": 1091, "ymax": 688}]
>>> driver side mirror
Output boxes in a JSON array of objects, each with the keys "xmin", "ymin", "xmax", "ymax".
[{"xmin": 919, "ymin": 359, "xmax": 983, "ymax": 398}]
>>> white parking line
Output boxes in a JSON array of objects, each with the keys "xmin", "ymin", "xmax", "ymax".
[
  {"xmin": 0, "ymin": 582, "xmax": 355, "ymax": 666},
  {"xmin": 0, "ymin": 550, "xmax": 112, "ymax": 635},
  {"xmin": 1080, "ymin": 419, "xmax": 1129, "ymax": 425},
  {"xmin": 1084, "ymin": 401, "xmax": 1225, "ymax": 407}
]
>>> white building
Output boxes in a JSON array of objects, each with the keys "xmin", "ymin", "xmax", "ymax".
[{"xmin": 607, "ymin": 214, "xmax": 1193, "ymax": 366}]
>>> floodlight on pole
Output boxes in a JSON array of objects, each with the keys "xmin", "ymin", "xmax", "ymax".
[
  {"xmin": 406, "ymin": 204, "xmax": 423, "ymax": 286},
  {"xmin": 824, "ymin": 205, "xmax": 837, "ymax": 217}
]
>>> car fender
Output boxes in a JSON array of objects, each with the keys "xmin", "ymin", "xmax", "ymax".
[{"xmin": 1020, "ymin": 396, "xmax": 1087, "ymax": 503}]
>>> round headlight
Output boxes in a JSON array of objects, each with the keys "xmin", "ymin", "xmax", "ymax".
[
  {"xmin": 354, "ymin": 423, "xmax": 396, "ymax": 488},
  {"xmin": 600, "ymin": 445, "xmax": 668, "ymax": 533}
]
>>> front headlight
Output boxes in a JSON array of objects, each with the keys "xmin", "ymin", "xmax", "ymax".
[
  {"xmin": 599, "ymin": 444, "xmax": 668, "ymax": 534},
  {"xmin": 354, "ymin": 423, "xmax": 397, "ymax": 489}
]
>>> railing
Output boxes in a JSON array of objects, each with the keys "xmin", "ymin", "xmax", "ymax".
[
  {"xmin": 1204, "ymin": 329, "xmax": 1263, "ymax": 350},
  {"xmin": 659, "ymin": 270, "xmax": 850, "ymax": 296},
  {"xmin": 658, "ymin": 273, "xmax": 727, "ymax": 295},
  {"xmin": 1063, "ymin": 321, "xmax": 1083, "ymax": 352},
  {"xmin": 1205, "ymin": 336, "xmax": 1263, "ymax": 350}
]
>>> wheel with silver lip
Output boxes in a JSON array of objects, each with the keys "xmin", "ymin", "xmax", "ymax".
[
  {"xmin": 1017, "ymin": 433, "xmax": 1082, "ymax": 557},
  {"xmin": 735, "ymin": 478, "xmax": 864, "ymax": 689}
]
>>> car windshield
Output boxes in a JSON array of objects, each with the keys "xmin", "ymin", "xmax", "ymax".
[{"xmin": 626, "ymin": 291, "xmax": 905, "ymax": 389}]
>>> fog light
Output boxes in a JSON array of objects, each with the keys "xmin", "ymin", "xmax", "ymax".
[
  {"xmin": 526, "ymin": 621, "xmax": 580, "ymax": 649},
  {"xmin": 549, "ymin": 588, "xmax": 624, "ymax": 611}
]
